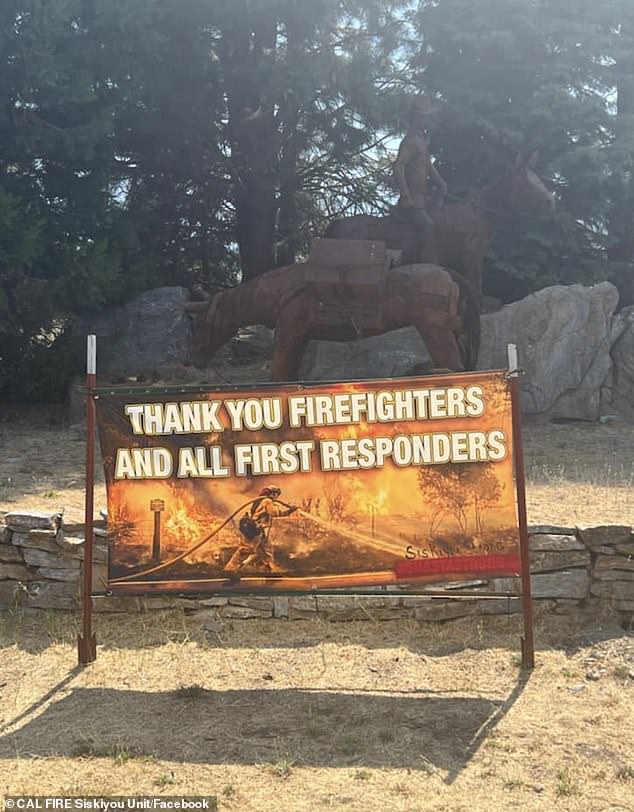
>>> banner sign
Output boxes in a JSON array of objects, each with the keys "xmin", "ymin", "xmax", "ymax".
[{"xmin": 95, "ymin": 371, "xmax": 521, "ymax": 594}]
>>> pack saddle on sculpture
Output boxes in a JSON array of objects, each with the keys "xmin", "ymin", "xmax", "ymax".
[{"xmin": 186, "ymin": 237, "xmax": 472, "ymax": 380}]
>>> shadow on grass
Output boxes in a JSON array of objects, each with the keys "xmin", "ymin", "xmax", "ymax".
[{"xmin": 0, "ymin": 677, "xmax": 530, "ymax": 782}]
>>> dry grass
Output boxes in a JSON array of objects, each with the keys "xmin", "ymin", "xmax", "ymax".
[
  {"xmin": 522, "ymin": 417, "xmax": 634, "ymax": 527},
  {"xmin": 0, "ymin": 610, "xmax": 633, "ymax": 810}
]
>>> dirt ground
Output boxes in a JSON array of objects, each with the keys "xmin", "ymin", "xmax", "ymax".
[
  {"xmin": 0, "ymin": 612, "xmax": 633, "ymax": 811},
  {"xmin": 0, "ymin": 406, "xmax": 633, "ymax": 809}
]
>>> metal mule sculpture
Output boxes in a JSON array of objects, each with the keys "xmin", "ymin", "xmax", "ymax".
[{"xmin": 186, "ymin": 239, "xmax": 480, "ymax": 381}]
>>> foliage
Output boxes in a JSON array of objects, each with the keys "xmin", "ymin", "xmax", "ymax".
[
  {"xmin": 0, "ymin": 0, "xmax": 162, "ymax": 399},
  {"xmin": 411, "ymin": 0, "xmax": 634, "ymax": 295},
  {"xmin": 1, "ymin": 0, "xmax": 412, "ymax": 398},
  {"xmin": 4, "ymin": 0, "xmax": 634, "ymax": 399},
  {"xmin": 200, "ymin": 0, "xmax": 414, "ymax": 277}
]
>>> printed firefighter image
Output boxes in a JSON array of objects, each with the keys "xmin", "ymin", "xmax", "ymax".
[{"xmin": 226, "ymin": 485, "xmax": 298, "ymax": 574}]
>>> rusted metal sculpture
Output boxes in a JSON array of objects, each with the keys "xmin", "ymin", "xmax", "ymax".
[
  {"xmin": 186, "ymin": 239, "xmax": 479, "ymax": 381},
  {"xmin": 393, "ymin": 96, "xmax": 447, "ymax": 214},
  {"xmin": 392, "ymin": 95, "xmax": 447, "ymax": 263},
  {"xmin": 326, "ymin": 153, "xmax": 555, "ymax": 299}
]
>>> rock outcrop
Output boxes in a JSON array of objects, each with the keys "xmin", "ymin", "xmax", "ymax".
[
  {"xmin": 80, "ymin": 286, "xmax": 193, "ymax": 376},
  {"xmin": 298, "ymin": 327, "xmax": 432, "ymax": 381},
  {"xmin": 477, "ymin": 282, "xmax": 619, "ymax": 420},
  {"xmin": 611, "ymin": 305, "xmax": 634, "ymax": 420},
  {"xmin": 79, "ymin": 281, "xmax": 633, "ymax": 422}
]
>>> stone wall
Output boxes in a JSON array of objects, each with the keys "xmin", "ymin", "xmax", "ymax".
[{"xmin": 1, "ymin": 511, "xmax": 632, "ymax": 627}]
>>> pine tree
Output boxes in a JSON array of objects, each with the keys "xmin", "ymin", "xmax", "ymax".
[
  {"xmin": 0, "ymin": 0, "xmax": 162, "ymax": 398},
  {"xmin": 204, "ymin": 0, "xmax": 411, "ymax": 280},
  {"xmin": 411, "ymin": 0, "xmax": 634, "ymax": 296}
]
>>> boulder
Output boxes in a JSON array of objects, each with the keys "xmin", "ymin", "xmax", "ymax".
[
  {"xmin": 530, "ymin": 570, "xmax": 590, "ymax": 599},
  {"xmin": 91, "ymin": 561, "xmax": 109, "ymax": 592},
  {"xmin": 272, "ymin": 596, "xmax": 289, "ymax": 618},
  {"xmin": 197, "ymin": 596, "xmax": 229, "ymax": 607},
  {"xmin": 477, "ymin": 597, "xmax": 522, "ymax": 614},
  {"xmin": 140, "ymin": 596, "xmax": 190, "ymax": 611},
  {"xmin": 298, "ymin": 327, "xmax": 432, "ymax": 382},
  {"xmin": 553, "ymin": 599, "xmax": 583, "ymax": 614},
  {"xmin": 491, "ymin": 576, "xmax": 520, "ymax": 593},
  {"xmin": 0, "ymin": 562, "xmax": 37, "ymax": 581},
  {"xmin": 289, "ymin": 596, "xmax": 318, "ymax": 612},
  {"xmin": 227, "ymin": 326, "xmax": 275, "ymax": 363},
  {"xmin": 11, "ymin": 529, "xmax": 61, "ymax": 553},
  {"xmin": 477, "ymin": 282, "xmax": 619, "ymax": 419},
  {"xmin": 37, "ymin": 566, "xmax": 82, "ymax": 583},
  {"xmin": 316, "ymin": 596, "xmax": 364, "ymax": 614},
  {"xmin": 0, "ymin": 580, "xmax": 22, "ymax": 607},
  {"xmin": 413, "ymin": 600, "xmax": 477, "ymax": 622},
  {"xmin": 611, "ymin": 306, "xmax": 634, "ymax": 420},
  {"xmin": 57, "ymin": 534, "xmax": 109, "ymax": 563},
  {"xmin": 222, "ymin": 605, "xmax": 272, "ymax": 619},
  {"xmin": 612, "ymin": 599, "xmax": 634, "ymax": 612},
  {"xmin": 93, "ymin": 596, "xmax": 143, "ymax": 613},
  {"xmin": 528, "ymin": 524, "xmax": 577, "ymax": 536},
  {"xmin": 21, "ymin": 547, "xmax": 79, "ymax": 569},
  {"xmin": 595, "ymin": 555, "xmax": 634, "ymax": 573},
  {"xmin": 227, "ymin": 597, "xmax": 274, "ymax": 611},
  {"xmin": 592, "ymin": 570, "xmax": 634, "ymax": 581},
  {"xmin": 288, "ymin": 596, "xmax": 318, "ymax": 619},
  {"xmin": 80, "ymin": 286, "xmax": 193, "ymax": 376},
  {"xmin": 494, "ymin": 571, "xmax": 590, "ymax": 599},
  {"xmin": 0, "ymin": 544, "xmax": 24, "ymax": 563},
  {"xmin": 591, "ymin": 580, "xmax": 634, "ymax": 600}
]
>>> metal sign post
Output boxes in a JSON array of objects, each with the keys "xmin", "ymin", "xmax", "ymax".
[
  {"xmin": 150, "ymin": 499, "xmax": 165, "ymax": 562},
  {"xmin": 507, "ymin": 343, "xmax": 535, "ymax": 670},
  {"xmin": 78, "ymin": 335, "xmax": 98, "ymax": 665}
]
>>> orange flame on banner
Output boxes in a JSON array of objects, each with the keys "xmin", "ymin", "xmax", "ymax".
[{"xmin": 164, "ymin": 501, "xmax": 208, "ymax": 548}]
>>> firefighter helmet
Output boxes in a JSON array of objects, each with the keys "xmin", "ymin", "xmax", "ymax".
[{"xmin": 259, "ymin": 485, "xmax": 281, "ymax": 498}]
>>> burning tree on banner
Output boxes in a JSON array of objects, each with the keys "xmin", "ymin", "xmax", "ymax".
[{"xmin": 418, "ymin": 462, "xmax": 502, "ymax": 537}]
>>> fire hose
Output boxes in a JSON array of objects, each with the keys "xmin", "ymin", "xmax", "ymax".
[
  {"xmin": 111, "ymin": 497, "xmax": 260, "ymax": 582},
  {"xmin": 109, "ymin": 500, "xmax": 395, "ymax": 582}
]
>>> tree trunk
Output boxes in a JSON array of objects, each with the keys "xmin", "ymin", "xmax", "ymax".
[
  {"xmin": 222, "ymin": 6, "xmax": 279, "ymax": 281},
  {"xmin": 235, "ymin": 162, "xmax": 277, "ymax": 280},
  {"xmin": 275, "ymin": 12, "xmax": 305, "ymax": 269},
  {"xmin": 474, "ymin": 496, "xmax": 482, "ymax": 535},
  {"xmin": 612, "ymin": 21, "xmax": 634, "ymax": 237},
  {"xmin": 276, "ymin": 127, "xmax": 302, "ymax": 268}
]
